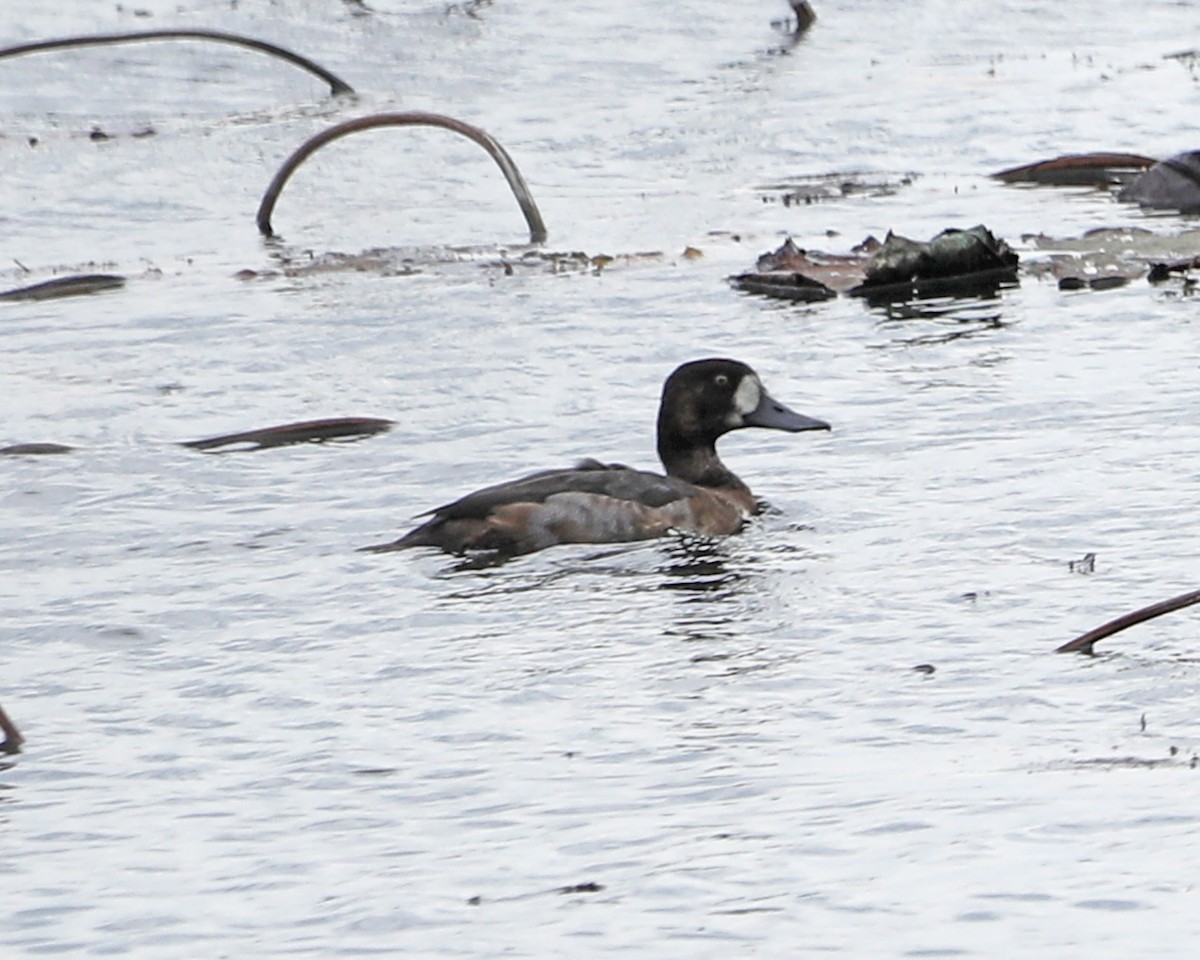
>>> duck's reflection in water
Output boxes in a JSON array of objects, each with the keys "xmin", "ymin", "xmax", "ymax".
[
  {"xmin": 654, "ymin": 534, "xmax": 746, "ymax": 596},
  {"xmin": 433, "ymin": 534, "xmax": 741, "ymax": 596},
  {"xmin": 655, "ymin": 536, "xmax": 761, "ymax": 668},
  {"xmin": 867, "ymin": 289, "xmax": 1013, "ymax": 347}
]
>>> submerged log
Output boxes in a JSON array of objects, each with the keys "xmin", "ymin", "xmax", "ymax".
[
  {"xmin": 181, "ymin": 416, "xmax": 393, "ymax": 452},
  {"xmin": 256, "ymin": 112, "xmax": 547, "ymax": 244},
  {"xmin": 0, "ymin": 30, "xmax": 354, "ymax": 96},
  {"xmin": 1056, "ymin": 587, "xmax": 1200, "ymax": 655}
]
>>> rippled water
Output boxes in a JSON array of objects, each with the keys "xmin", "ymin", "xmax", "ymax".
[{"xmin": 4, "ymin": 1, "xmax": 1200, "ymax": 956}]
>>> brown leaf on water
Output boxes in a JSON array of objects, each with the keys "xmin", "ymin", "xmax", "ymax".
[{"xmin": 992, "ymin": 152, "xmax": 1156, "ymax": 186}]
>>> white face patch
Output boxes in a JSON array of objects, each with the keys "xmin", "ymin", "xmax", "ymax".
[{"xmin": 728, "ymin": 375, "xmax": 761, "ymax": 425}]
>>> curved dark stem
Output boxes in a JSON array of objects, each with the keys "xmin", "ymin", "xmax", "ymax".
[
  {"xmin": 789, "ymin": 1, "xmax": 817, "ymax": 34},
  {"xmin": 1055, "ymin": 587, "xmax": 1200, "ymax": 655},
  {"xmin": 256, "ymin": 112, "xmax": 548, "ymax": 244},
  {"xmin": 0, "ymin": 30, "xmax": 355, "ymax": 97},
  {"xmin": 0, "ymin": 704, "xmax": 23, "ymax": 755}
]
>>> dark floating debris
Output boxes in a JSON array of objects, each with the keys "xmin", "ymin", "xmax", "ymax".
[
  {"xmin": 729, "ymin": 270, "xmax": 836, "ymax": 303},
  {"xmin": 1056, "ymin": 587, "xmax": 1200, "ymax": 655},
  {"xmin": 1057, "ymin": 275, "xmax": 1128, "ymax": 292},
  {"xmin": 256, "ymin": 112, "xmax": 547, "ymax": 244},
  {"xmin": 1070, "ymin": 754, "xmax": 1183, "ymax": 770},
  {"xmin": 82, "ymin": 125, "xmax": 156, "ymax": 142},
  {"xmin": 467, "ymin": 881, "xmax": 604, "ymax": 906},
  {"xmin": 992, "ymin": 152, "xmax": 1156, "ymax": 187},
  {"xmin": 767, "ymin": 0, "xmax": 816, "ymax": 50},
  {"xmin": 0, "ymin": 442, "xmax": 74, "ymax": 456},
  {"xmin": 1118, "ymin": 150, "xmax": 1200, "ymax": 214},
  {"xmin": 0, "ymin": 274, "xmax": 125, "ymax": 302},
  {"xmin": 1069, "ymin": 552, "xmax": 1096, "ymax": 574},
  {"xmin": 760, "ymin": 172, "xmax": 916, "ymax": 207},
  {"xmin": 1148, "ymin": 257, "xmax": 1200, "ymax": 282},
  {"xmin": 445, "ymin": 0, "xmax": 495, "ymax": 18},
  {"xmin": 792, "ymin": 1, "xmax": 817, "ymax": 31},
  {"xmin": 0, "ymin": 704, "xmax": 23, "ymax": 755},
  {"xmin": 851, "ymin": 225, "xmax": 1019, "ymax": 300},
  {"xmin": 912, "ymin": 664, "xmax": 936, "ymax": 675},
  {"xmin": 558, "ymin": 882, "xmax": 603, "ymax": 895},
  {"xmin": 1023, "ymin": 226, "xmax": 1200, "ymax": 290},
  {"xmin": 181, "ymin": 416, "xmax": 393, "ymax": 453},
  {"xmin": 732, "ymin": 236, "xmax": 870, "ymax": 300},
  {"xmin": 786, "ymin": 0, "xmax": 817, "ymax": 35},
  {"xmin": 0, "ymin": 29, "xmax": 355, "ymax": 97},
  {"xmin": 733, "ymin": 225, "xmax": 1018, "ymax": 304}
]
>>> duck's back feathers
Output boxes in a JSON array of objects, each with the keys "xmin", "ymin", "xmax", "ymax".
[{"xmin": 432, "ymin": 459, "xmax": 693, "ymax": 519}]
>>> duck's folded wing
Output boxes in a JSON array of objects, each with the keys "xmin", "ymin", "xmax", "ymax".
[{"xmin": 431, "ymin": 464, "xmax": 696, "ymax": 521}]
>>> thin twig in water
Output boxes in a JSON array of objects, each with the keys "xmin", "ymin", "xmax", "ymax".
[
  {"xmin": 1056, "ymin": 587, "xmax": 1200, "ymax": 655},
  {"xmin": 256, "ymin": 112, "xmax": 547, "ymax": 244},
  {"xmin": 0, "ymin": 30, "xmax": 355, "ymax": 97}
]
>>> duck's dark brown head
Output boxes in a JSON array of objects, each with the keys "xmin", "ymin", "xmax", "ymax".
[{"xmin": 656, "ymin": 358, "xmax": 829, "ymax": 485}]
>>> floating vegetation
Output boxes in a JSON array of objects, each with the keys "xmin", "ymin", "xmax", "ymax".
[
  {"xmin": 732, "ymin": 225, "xmax": 1019, "ymax": 304},
  {"xmin": 757, "ymin": 171, "xmax": 917, "ymax": 206},
  {"xmin": 1024, "ymin": 226, "xmax": 1200, "ymax": 290}
]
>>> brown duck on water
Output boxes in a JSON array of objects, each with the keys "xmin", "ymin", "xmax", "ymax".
[{"xmin": 362, "ymin": 359, "xmax": 830, "ymax": 557}]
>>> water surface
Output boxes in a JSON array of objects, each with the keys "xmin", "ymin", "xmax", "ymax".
[{"xmin": 3, "ymin": 1, "xmax": 1200, "ymax": 956}]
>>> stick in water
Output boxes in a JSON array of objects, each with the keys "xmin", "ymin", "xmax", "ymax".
[{"xmin": 1055, "ymin": 587, "xmax": 1200, "ymax": 655}]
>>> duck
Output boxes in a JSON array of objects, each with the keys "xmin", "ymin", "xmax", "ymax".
[{"xmin": 361, "ymin": 358, "xmax": 830, "ymax": 557}]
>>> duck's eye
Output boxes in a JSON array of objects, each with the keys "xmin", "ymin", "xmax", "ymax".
[{"xmin": 714, "ymin": 374, "xmax": 729, "ymax": 387}]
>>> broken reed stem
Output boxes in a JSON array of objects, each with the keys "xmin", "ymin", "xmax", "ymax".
[
  {"xmin": 256, "ymin": 112, "xmax": 548, "ymax": 244},
  {"xmin": 0, "ymin": 704, "xmax": 24, "ymax": 754},
  {"xmin": 790, "ymin": 1, "xmax": 818, "ymax": 34},
  {"xmin": 1056, "ymin": 587, "xmax": 1200, "ymax": 655},
  {"xmin": 0, "ymin": 30, "xmax": 355, "ymax": 96}
]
